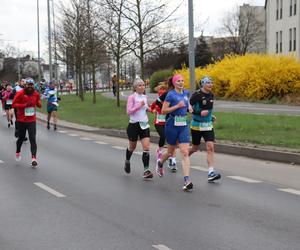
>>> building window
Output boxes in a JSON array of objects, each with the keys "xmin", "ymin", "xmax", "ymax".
[
  {"xmin": 280, "ymin": 31, "xmax": 282, "ymax": 52},
  {"xmin": 276, "ymin": 32, "xmax": 279, "ymax": 53},
  {"xmin": 294, "ymin": 0, "xmax": 297, "ymax": 15},
  {"xmin": 280, "ymin": 0, "xmax": 283, "ymax": 19},
  {"xmin": 290, "ymin": 0, "xmax": 293, "ymax": 16},
  {"xmin": 289, "ymin": 29, "xmax": 292, "ymax": 51},
  {"xmin": 276, "ymin": 0, "xmax": 279, "ymax": 20},
  {"xmin": 293, "ymin": 28, "xmax": 296, "ymax": 51}
]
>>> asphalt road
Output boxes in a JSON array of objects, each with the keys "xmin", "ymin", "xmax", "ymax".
[
  {"xmin": 0, "ymin": 118, "xmax": 300, "ymax": 250},
  {"xmin": 103, "ymin": 90, "xmax": 300, "ymax": 116}
]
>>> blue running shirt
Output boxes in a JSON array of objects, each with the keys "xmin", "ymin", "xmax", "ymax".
[{"xmin": 165, "ymin": 89, "xmax": 189, "ymax": 116}]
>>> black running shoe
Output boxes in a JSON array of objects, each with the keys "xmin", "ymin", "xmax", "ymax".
[
  {"xmin": 31, "ymin": 158, "xmax": 38, "ymax": 169},
  {"xmin": 124, "ymin": 160, "xmax": 130, "ymax": 174},
  {"xmin": 47, "ymin": 123, "xmax": 50, "ymax": 130},
  {"xmin": 208, "ymin": 171, "xmax": 221, "ymax": 182},
  {"xmin": 143, "ymin": 170, "xmax": 153, "ymax": 179},
  {"xmin": 10, "ymin": 120, "xmax": 13, "ymax": 125},
  {"xmin": 183, "ymin": 182, "xmax": 193, "ymax": 191}
]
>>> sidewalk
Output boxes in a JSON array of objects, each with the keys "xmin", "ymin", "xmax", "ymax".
[{"xmin": 36, "ymin": 112, "xmax": 300, "ymax": 165}]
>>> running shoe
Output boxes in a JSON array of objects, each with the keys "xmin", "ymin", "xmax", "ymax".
[
  {"xmin": 8, "ymin": 123, "xmax": 10, "ymax": 128},
  {"xmin": 143, "ymin": 170, "xmax": 153, "ymax": 179},
  {"xmin": 54, "ymin": 125, "xmax": 57, "ymax": 131},
  {"xmin": 208, "ymin": 171, "xmax": 221, "ymax": 182},
  {"xmin": 182, "ymin": 181, "xmax": 193, "ymax": 191},
  {"xmin": 15, "ymin": 152, "xmax": 21, "ymax": 161},
  {"xmin": 10, "ymin": 120, "xmax": 13, "ymax": 125},
  {"xmin": 168, "ymin": 158, "xmax": 177, "ymax": 172},
  {"xmin": 31, "ymin": 157, "xmax": 38, "ymax": 169},
  {"xmin": 124, "ymin": 160, "xmax": 131, "ymax": 174},
  {"xmin": 156, "ymin": 160, "xmax": 164, "ymax": 177},
  {"xmin": 47, "ymin": 123, "xmax": 50, "ymax": 130}
]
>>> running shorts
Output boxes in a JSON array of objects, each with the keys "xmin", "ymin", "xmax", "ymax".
[
  {"xmin": 165, "ymin": 116, "xmax": 190, "ymax": 145},
  {"xmin": 127, "ymin": 122, "xmax": 150, "ymax": 141},
  {"xmin": 191, "ymin": 129, "xmax": 215, "ymax": 145}
]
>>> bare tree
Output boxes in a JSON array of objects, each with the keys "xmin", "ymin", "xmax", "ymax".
[
  {"xmin": 85, "ymin": 0, "xmax": 108, "ymax": 103},
  {"xmin": 121, "ymin": 0, "xmax": 181, "ymax": 79},
  {"xmin": 56, "ymin": 0, "xmax": 88, "ymax": 101},
  {"xmin": 99, "ymin": 0, "xmax": 132, "ymax": 107},
  {"xmin": 219, "ymin": 5, "xmax": 264, "ymax": 55},
  {"xmin": 1, "ymin": 44, "xmax": 18, "ymax": 58}
]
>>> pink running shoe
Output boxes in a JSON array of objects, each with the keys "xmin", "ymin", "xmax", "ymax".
[{"xmin": 15, "ymin": 152, "xmax": 21, "ymax": 161}]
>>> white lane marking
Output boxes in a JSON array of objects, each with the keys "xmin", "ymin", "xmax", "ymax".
[
  {"xmin": 94, "ymin": 141, "xmax": 108, "ymax": 145},
  {"xmin": 80, "ymin": 137, "xmax": 92, "ymax": 141},
  {"xmin": 191, "ymin": 166, "xmax": 207, "ymax": 172},
  {"xmin": 0, "ymin": 160, "xmax": 4, "ymax": 164},
  {"xmin": 34, "ymin": 182, "xmax": 66, "ymax": 198},
  {"xmin": 58, "ymin": 130, "xmax": 68, "ymax": 133},
  {"xmin": 68, "ymin": 133, "xmax": 78, "ymax": 137},
  {"xmin": 133, "ymin": 151, "xmax": 143, "ymax": 155},
  {"xmin": 153, "ymin": 245, "xmax": 173, "ymax": 250},
  {"xmin": 112, "ymin": 146, "xmax": 126, "ymax": 150},
  {"xmin": 227, "ymin": 176, "xmax": 262, "ymax": 183},
  {"xmin": 278, "ymin": 188, "xmax": 300, "ymax": 196}
]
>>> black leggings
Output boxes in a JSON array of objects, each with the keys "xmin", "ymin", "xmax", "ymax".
[
  {"xmin": 16, "ymin": 122, "xmax": 37, "ymax": 156},
  {"xmin": 155, "ymin": 124, "xmax": 165, "ymax": 147}
]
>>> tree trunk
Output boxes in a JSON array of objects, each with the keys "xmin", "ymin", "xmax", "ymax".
[
  {"xmin": 92, "ymin": 63, "xmax": 96, "ymax": 103},
  {"xmin": 116, "ymin": 56, "xmax": 120, "ymax": 107}
]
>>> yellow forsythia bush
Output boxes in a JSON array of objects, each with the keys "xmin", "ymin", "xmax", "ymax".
[{"xmin": 175, "ymin": 54, "xmax": 300, "ymax": 100}]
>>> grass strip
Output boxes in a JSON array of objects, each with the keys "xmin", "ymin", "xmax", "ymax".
[{"xmin": 41, "ymin": 93, "xmax": 300, "ymax": 150}]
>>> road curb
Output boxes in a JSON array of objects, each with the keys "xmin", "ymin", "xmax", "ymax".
[{"xmin": 37, "ymin": 114, "xmax": 300, "ymax": 165}]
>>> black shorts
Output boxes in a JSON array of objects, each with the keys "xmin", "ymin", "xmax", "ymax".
[
  {"xmin": 127, "ymin": 122, "xmax": 150, "ymax": 141},
  {"xmin": 191, "ymin": 129, "xmax": 215, "ymax": 145},
  {"xmin": 4, "ymin": 104, "xmax": 12, "ymax": 110}
]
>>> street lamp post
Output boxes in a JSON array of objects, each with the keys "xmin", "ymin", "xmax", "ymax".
[
  {"xmin": 37, "ymin": 0, "xmax": 42, "ymax": 82},
  {"xmin": 188, "ymin": 0, "xmax": 196, "ymax": 93},
  {"xmin": 47, "ymin": 0, "xmax": 53, "ymax": 83}
]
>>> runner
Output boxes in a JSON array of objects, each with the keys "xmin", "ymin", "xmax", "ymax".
[
  {"xmin": 124, "ymin": 78, "xmax": 153, "ymax": 179},
  {"xmin": 189, "ymin": 76, "xmax": 221, "ymax": 182},
  {"xmin": 156, "ymin": 74, "xmax": 194, "ymax": 191},
  {"xmin": 11, "ymin": 79, "xmax": 27, "ymax": 139},
  {"xmin": 12, "ymin": 78, "xmax": 42, "ymax": 168},
  {"xmin": 0, "ymin": 81, "xmax": 7, "ymax": 115},
  {"xmin": 149, "ymin": 79, "xmax": 177, "ymax": 171},
  {"xmin": 112, "ymin": 74, "xmax": 117, "ymax": 97},
  {"xmin": 1, "ymin": 83, "xmax": 14, "ymax": 127},
  {"xmin": 43, "ymin": 81, "xmax": 59, "ymax": 130}
]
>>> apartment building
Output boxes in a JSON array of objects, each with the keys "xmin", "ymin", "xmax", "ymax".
[{"xmin": 265, "ymin": 0, "xmax": 300, "ymax": 59}]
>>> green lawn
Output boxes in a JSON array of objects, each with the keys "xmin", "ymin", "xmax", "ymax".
[{"xmin": 41, "ymin": 93, "xmax": 300, "ymax": 150}]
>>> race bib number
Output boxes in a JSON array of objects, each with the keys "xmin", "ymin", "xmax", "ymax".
[
  {"xmin": 6, "ymin": 99, "xmax": 13, "ymax": 105},
  {"xmin": 174, "ymin": 116, "xmax": 187, "ymax": 126},
  {"xmin": 156, "ymin": 114, "xmax": 166, "ymax": 123},
  {"xmin": 139, "ymin": 122, "xmax": 150, "ymax": 130},
  {"xmin": 25, "ymin": 107, "xmax": 35, "ymax": 116},
  {"xmin": 198, "ymin": 121, "xmax": 213, "ymax": 131}
]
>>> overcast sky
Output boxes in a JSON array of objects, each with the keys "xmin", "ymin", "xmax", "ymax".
[{"xmin": 0, "ymin": 0, "xmax": 265, "ymax": 57}]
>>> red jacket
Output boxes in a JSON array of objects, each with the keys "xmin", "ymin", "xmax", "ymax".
[
  {"xmin": 12, "ymin": 89, "xmax": 42, "ymax": 123},
  {"xmin": 150, "ymin": 89, "xmax": 167, "ymax": 125}
]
